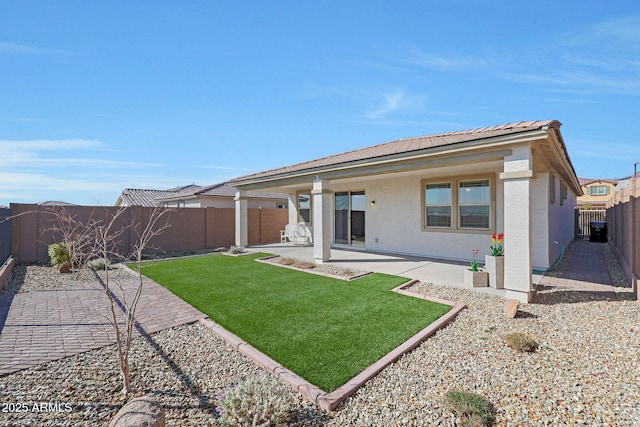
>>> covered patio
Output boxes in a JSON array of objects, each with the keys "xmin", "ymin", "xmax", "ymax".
[
  {"xmin": 250, "ymin": 242, "xmax": 546, "ymax": 298},
  {"xmin": 228, "ymin": 121, "xmax": 582, "ymax": 303}
]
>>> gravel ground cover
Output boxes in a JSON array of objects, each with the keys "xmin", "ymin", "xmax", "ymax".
[{"xmin": 0, "ymin": 241, "xmax": 638, "ymax": 426}]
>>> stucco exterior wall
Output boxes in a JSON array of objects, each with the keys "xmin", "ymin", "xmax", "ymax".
[
  {"xmin": 331, "ymin": 173, "xmax": 501, "ymax": 263},
  {"xmin": 549, "ymin": 182, "xmax": 577, "ymax": 264},
  {"xmin": 530, "ymin": 172, "xmax": 578, "ymax": 270},
  {"xmin": 531, "ymin": 173, "xmax": 550, "ymax": 269}
]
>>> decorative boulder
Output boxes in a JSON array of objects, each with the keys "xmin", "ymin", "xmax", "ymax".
[
  {"xmin": 59, "ymin": 261, "xmax": 71, "ymax": 274},
  {"xmin": 503, "ymin": 299, "xmax": 519, "ymax": 319},
  {"xmin": 109, "ymin": 395, "xmax": 165, "ymax": 427}
]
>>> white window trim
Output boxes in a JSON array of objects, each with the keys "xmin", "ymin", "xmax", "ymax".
[
  {"xmin": 424, "ymin": 182, "xmax": 453, "ymax": 229},
  {"xmin": 422, "ymin": 175, "xmax": 495, "ymax": 234},
  {"xmin": 458, "ymin": 179, "xmax": 491, "ymax": 230},
  {"xmin": 296, "ymin": 191, "xmax": 312, "ymax": 225}
]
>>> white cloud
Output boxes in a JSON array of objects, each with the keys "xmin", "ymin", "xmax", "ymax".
[
  {"xmin": 0, "ymin": 41, "xmax": 73, "ymax": 56},
  {"xmin": 397, "ymin": 46, "xmax": 488, "ymax": 71},
  {"xmin": 364, "ymin": 89, "xmax": 425, "ymax": 120},
  {"xmin": 0, "ymin": 139, "xmax": 160, "ymax": 169}
]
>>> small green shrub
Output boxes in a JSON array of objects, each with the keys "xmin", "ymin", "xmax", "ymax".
[
  {"xmin": 230, "ymin": 246, "xmax": 246, "ymax": 255},
  {"xmin": 216, "ymin": 374, "xmax": 292, "ymax": 427},
  {"xmin": 446, "ymin": 390, "xmax": 495, "ymax": 427},
  {"xmin": 504, "ymin": 332, "xmax": 538, "ymax": 352},
  {"xmin": 87, "ymin": 258, "xmax": 109, "ymax": 271},
  {"xmin": 48, "ymin": 242, "xmax": 70, "ymax": 267}
]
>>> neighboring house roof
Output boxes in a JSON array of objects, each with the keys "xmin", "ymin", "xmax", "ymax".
[
  {"xmin": 166, "ymin": 184, "xmax": 202, "ymax": 192},
  {"xmin": 578, "ymin": 177, "xmax": 620, "ymax": 187},
  {"xmin": 37, "ymin": 201, "xmax": 78, "ymax": 206},
  {"xmin": 228, "ymin": 120, "xmax": 581, "ymax": 195},
  {"xmin": 156, "ymin": 183, "xmax": 287, "ymax": 203},
  {"xmin": 116, "ymin": 189, "xmax": 179, "ymax": 207}
]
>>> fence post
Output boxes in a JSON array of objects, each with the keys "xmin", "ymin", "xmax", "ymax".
[{"xmin": 629, "ymin": 176, "xmax": 640, "ymax": 305}]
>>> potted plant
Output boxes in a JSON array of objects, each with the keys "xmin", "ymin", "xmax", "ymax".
[
  {"xmin": 464, "ymin": 248, "xmax": 488, "ymax": 287},
  {"xmin": 485, "ymin": 232, "xmax": 504, "ymax": 289}
]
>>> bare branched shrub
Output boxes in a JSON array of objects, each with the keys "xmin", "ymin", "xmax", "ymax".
[
  {"xmin": 45, "ymin": 206, "xmax": 99, "ymax": 276},
  {"xmin": 92, "ymin": 206, "xmax": 172, "ymax": 394},
  {"xmin": 47, "ymin": 206, "xmax": 173, "ymax": 395}
]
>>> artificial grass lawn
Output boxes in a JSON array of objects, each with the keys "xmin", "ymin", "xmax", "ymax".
[{"xmin": 137, "ymin": 253, "xmax": 452, "ymax": 392}]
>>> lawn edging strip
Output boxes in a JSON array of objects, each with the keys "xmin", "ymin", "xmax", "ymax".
[{"xmin": 199, "ymin": 278, "xmax": 465, "ymax": 412}]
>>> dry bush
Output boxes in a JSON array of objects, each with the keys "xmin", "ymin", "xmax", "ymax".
[{"xmin": 504, "ymin": 332, "xmax": 538, "ymax": 353}]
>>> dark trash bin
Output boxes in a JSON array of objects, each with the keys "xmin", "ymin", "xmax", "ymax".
[{"xmin": 589, "ymin": 221, "xmax": 607, "ymax": 242}]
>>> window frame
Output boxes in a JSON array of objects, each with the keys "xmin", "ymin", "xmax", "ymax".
[
  {"xmin": 589, "ymin": 185, "xmax": 609, "ymax": 196},
  {"xmin": 296, "ymin": 191, "xmax": 312, "ymax": 225},
  {"xmin": 424, "ymin": 182, "xmax": 453, "ymax": 228},
  {"xmin": 458, "ymin": 179, "xmax": 491, "ymax": 230},
  {"xmin": 422, "ymin": 175, "xmax": 495, "ymax": 234}
]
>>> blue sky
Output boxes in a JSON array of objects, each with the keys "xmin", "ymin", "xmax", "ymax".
[{"xmin": 1, "ymin": 1, "xmax": 639, "ymax": 206}]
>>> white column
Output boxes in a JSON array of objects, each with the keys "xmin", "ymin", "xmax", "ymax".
[
  {"xmin": 235, "ymin": 190, "xmax": 248, "ymax": 247},
  {"xmin": 288, "ymin": 192, "xmax": 298, "ymax": 225},
  {"xmin": 312, "ymin": 179, "xmax": 332, "ymax": 263},
  {"xmin": 500, "ymin": 145, "xmax": 534, "ymax": 303}
]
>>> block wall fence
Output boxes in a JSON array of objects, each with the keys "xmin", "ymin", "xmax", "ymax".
[
  {"xmin": 606, "ymin": 177, "xmax": 640, "ymax": 303},
  {"xmin": 10, "ymin": 204, "xmax": 288, "ymax": 265}
]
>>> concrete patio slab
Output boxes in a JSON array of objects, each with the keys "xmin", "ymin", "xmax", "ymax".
[{"xmin": 252, "ymin": 243, "xmax": 543, "ymax": 298}]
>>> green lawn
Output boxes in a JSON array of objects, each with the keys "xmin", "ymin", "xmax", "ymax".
[{"xmin": 137, "ymin": 253, "xmax": 452, "ymax": 392}]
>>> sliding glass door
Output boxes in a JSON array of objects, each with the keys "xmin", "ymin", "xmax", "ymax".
[{"xmin": 334, "ymin": 191, "xmax": 365, "ymax": 247}]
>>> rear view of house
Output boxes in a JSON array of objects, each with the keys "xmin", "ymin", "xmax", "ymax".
[{"xmin": 227, "ymin": 120, "xmax": 582, "ymax": 303}]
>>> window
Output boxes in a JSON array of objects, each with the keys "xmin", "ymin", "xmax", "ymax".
[
  {"xmin": 423, "ymin": 177, "xmax": 493, "ymax": 231},
  {"xmin": 177, "ymin": 201, "xmax": 185, "ymax": 208},
  {"xmin": 549, "ymin": 175, "xmax": 556, "ymax": 204},
  {"xmin": 425, "ymin": 183, "xmax": 452, "ymax": 227},
  {"xmin": 589, "ymin": 185, "xmax": 609, "ymax": 196},
  {"xmin": 298, "ymin": 193, "xmax": 311, "ymax": 223},
  {"xmin": 458, "ymin": 180, "xmax": 490, "ymax": 229}
]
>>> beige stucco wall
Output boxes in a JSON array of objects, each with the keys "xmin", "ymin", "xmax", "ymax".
[
  {"xmin": 578, "ymin": 181, "xmax": 616, "ymax": 207},
  {"xmin": 323, "ymin": 172, "xmax": 504, "ymax": 263},
  {"xmin": 532, "ymin": 173, "xmax": 578, "ymax": 270}
]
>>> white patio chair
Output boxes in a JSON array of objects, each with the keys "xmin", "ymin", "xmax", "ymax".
[{"xmin": 280, "ymin": 223, "xmax": 298, "ymax": 243}]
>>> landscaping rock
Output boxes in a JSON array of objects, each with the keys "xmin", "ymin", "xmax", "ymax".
[
  {"xmin": 58, "ymin": 261, "xmax": 71, "ymax": 274},
  {"xmin": 109, "ymin": 395, "xmax": 165, "ymax": 427},
  {"xmin": 503, "ymin": 299, "xmax": 518, "ymax": 318}
]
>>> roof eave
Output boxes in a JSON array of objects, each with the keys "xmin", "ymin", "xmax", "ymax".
[{"xmin": 228, "ymin": 128, "xmax": 549, "ymax": 188}]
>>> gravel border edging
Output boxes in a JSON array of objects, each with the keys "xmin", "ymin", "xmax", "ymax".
[{"xmin": 255, "ymin": 255, "xmax": 371, "ymax": 281}]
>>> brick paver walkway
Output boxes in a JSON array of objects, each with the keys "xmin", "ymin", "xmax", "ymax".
[
  {"xmin": 0, "ymin": 268, "xmax": 206, "ymax": 375},
  {"xmin": 538, "ymin": 240, "xmax": 616, "ymax": 299}
]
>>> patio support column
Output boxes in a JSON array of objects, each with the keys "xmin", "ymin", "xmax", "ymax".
[
  {"xmin": 287, "ymin": 192, "xmax": 298, "ymax": 225},
  {"xmin": 312, "ymin": 179, "xmax": 332, "ymax": 263},
  {"xmin": 234, "ymin": 190, "xmax": 248, "ymax": 247},
  {"xmin": 500, "ymin": 144, "xmax": 534, "ymax": 303}
]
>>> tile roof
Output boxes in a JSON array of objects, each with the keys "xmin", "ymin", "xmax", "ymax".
[
  {"xmin": 228, "ymin": 120, "xmax": 559, "ymax": 183},
  {"xmin": 37, "ymin": 201, "xmax": 78, "ymax": 206},
  {"xmin": 117, "ymin": 188, "xmax": 185, "ymax": 207},
  {"xmin": 578, "ymin": 177, "xmax": 620, "ymax": 187},
  {"xmin": 159, "ymin": 183, "xmax": 287, "ymax": 201}
]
